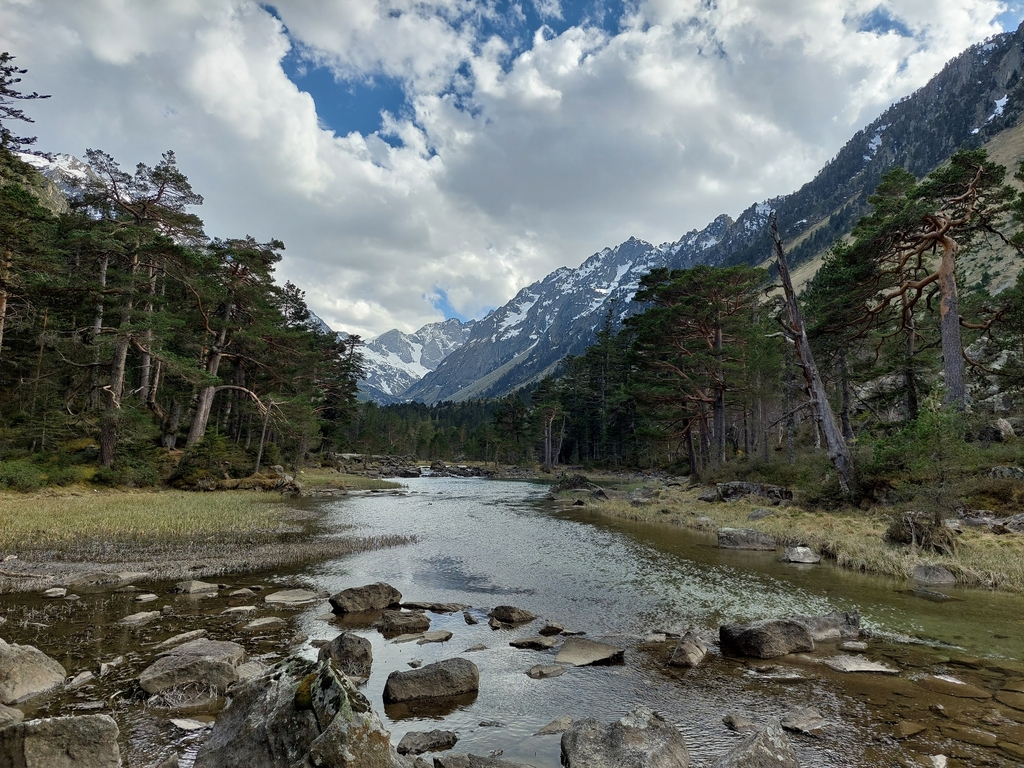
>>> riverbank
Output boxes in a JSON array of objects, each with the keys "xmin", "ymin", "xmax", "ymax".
[
  {"xmin": 0, "ymin": 477, "xmax": 412, "ymax": 593},
  {"xmin": 553, "ymin": 480, "xmax": 1024, "ymax": 592}
]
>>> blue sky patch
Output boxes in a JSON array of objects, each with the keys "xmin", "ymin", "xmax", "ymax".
[
  {"xmin": 429, "ymin": 288, "xmax": 475, "ymax": 322},
  {"xmin": 856, "ymin": 7, "xmax": 913, "ymax": 38}
]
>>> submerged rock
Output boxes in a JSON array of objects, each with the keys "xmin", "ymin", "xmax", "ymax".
[
  {"xmin": 328, "ymin": 582, "xmax": 402, "ymax": 614},
  {"xmin": 912, "ymin": 565, "xmax": 956, "ymax": 585},
  {"xmin": 0, "ymin": 639, "xmax": 67, "ymax": 705},
  {"xmin": 527, "ymin": 664, "xmax": 567, "ymax": 679},
  {"xmin": 0, "ymin": 714, "xmax": 120, "ymax": 768},
  {"xmin": 487, "ymin": 606, "xmax": 536, "ymax": 625},
  {"xmin": 561, "ymin": 705, "xmax": 690, "ymax": 768},
  {"xmin": 719, "ymin": 620, "xmax": 814, "ymax": 659},
  {"xmin": 383, "ymin": 658, "xmax": 480, "ymax": 704},
  {"xmin": 555, "ymin": 638, "xmax": 625, "ymax": 667},
  {"xmin": 379, "ymin": 610, "xmax": 431, "ymax": 637},
  {"xmin": 262, "ymin": 589, "xmax": 321, "ymax": 607},
  {"xmin": 822, "ymin": 655, "xmax": 898, "ymax": 674},
  {"xmin": 712, "ymin": 721, "xmax": 799, "ymax": 767},
  {"xmin": 193, "ymin": 657, "xmax": 395, "ymax": 768},
  {"xmin": 782, "ymin": 547, "xmax": 820, "ymax": 564}
]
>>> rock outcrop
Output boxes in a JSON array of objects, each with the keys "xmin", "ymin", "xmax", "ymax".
[
  {"xmin": 0, "ymin": 714, "xmax": 121, "ymax": 768},
  {"xmin": 561, "ymin": 705, "xmax": 690, "ymax": 767},
  {"xmin": 194, "ymin": 657, "xmax": 396, "ymax": 768}
]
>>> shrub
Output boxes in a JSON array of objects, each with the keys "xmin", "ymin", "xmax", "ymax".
[{"xmin": 0, "ymin": 460, "xmax": 46, "ymax": 492}]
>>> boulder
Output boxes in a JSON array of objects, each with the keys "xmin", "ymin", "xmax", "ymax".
[
  {"xmin": 0, "ymin": 703, "xmax": 24, "ymax": 729},
  {"xmin": 721, "ymin": 714, "xmax": 758, "ymax": 735},
  {"xmin": 138, "ymin": 638, "xmax": 246, "ymax": 696},
  {"xmin": 712, "ymin": 722, "xmax": 799, "ymax": 768},
  {"xmin": 0, "ymin": 639, "xmax": 67, "ymax": 705},
  {"xmin": 716, "ymin": 482, "xmax": 792, "ymax": 504},
  {"xmin": 329, "ymin": 582, "xmax": 402, "ymax": 614},
  {"xmin": 434, "ymin": 756, "xmax": 535, "ymax": 768},
  {"xmin": 782, "ymin": 547, "xmax": 820, "ymax": 564},
  {"xmin": 538, "ymin": 621, "xmax": 564, "ymax": 636},
  {"xmin": 416, "ymin": 631, "xmax": 453, "ymax": 645},
  {"xmin": 555, "ymin": 638, "xmax": 624, "ymax": 667},
  {"xmin": 0, "ymin": 714, "xmax": 120, "ymax": 768},
  {"xmin": 193, "ymin": 657, "xmax": 395, "ymax": 768},
  {"xmin": 561, "ymin": 705, "xmax": 690, "ymax": 768},
  {"xmin": 397, "ymin": 729, "xmax": 459, "ymax": 755},
  {"xmin": 383, "ymin": 658, "xmax": 479, "ymax": 704},
  {"xmin": 487, "ymin": 606, "xmax": 536, "ymax": 624},
  {"xmin": 717, "ymin": 528, "xmax": 777, "ymax": 551},
  {"xmin": 379, "ymin": 610, "xmax": 431, "ymax": 637},
  {"xmin": 318, "ymin": 632, "xmax": 373, "ymax": 682},
  {"xmin": 748, "ymin": 508, "xmax": 774, "ymax": 521},
  {"xmin": 667, "ymin": 632, "xmax": 707, "ymax": 668},
  {"xmin": 789, "ymin": 611, "xmax": 860, "ymax": 641},
  {"xmin": 262, "ymin": 589, "xmax": 320, "ymax": 607},
  {"xmin": 697, "ymin": 488, "xmax": 720, "ymax": 503},
  {"xmin": 912, "ymin": 565, "xmax": 956, "ymax": 585},
  {"xmin": 509, "ymin": 636, "xmax": 558, "ymax": 650},
  {"xmin": 989, "ymin": 466, "xmax": 1024, "ymax": 480},
  {"xmin": 719, "ymin": 620, "xmax": 814, "ymax": 659}
]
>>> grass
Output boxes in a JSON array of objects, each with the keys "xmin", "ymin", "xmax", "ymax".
[
  {"xmin": 563, "ymin": 484, "xmax": 1024, "ymax": 592},
  {"xmin": 294, "ymin": 469, "xmax": 403, "ymax": 491}
]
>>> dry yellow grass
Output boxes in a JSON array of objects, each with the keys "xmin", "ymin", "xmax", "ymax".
[
  {"xmin": 294, "ymin": 469, "xmax": 403, "ymax": 491},
  {"xmin": 571, "ymin": 485, "xmax": 1024, "ymax": 592}
]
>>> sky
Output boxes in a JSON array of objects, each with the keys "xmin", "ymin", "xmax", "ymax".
[{"xmin": 2, "ymin": 1, "xmax": 1024, "ymax": 338}]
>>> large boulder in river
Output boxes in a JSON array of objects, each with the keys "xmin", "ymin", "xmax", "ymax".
[
  {"xmin": 0, "ymin": 714, "xmax": 121, "ymax": 768},
  {"xmin": 555, "ymin": 637, "xmax": 625, "ymax": 667},
  {"xmin": 712, "ymin": 721, "xmax": 799, "ymax": 768},
  {"xmin": 789, "ymin": 611, "xmax": 860, "ymax": 641},
  {"xmin": 561, "ymin": 705, "xmax": 690, "ymax": 768},
  {"xmin": 318, "ymin": 632, "xmax": 373, "ymax": 682},
  {"xmin": 139, "ymin": 638, "xmax": 246, "ymax": 696},
  {"xmin": 717, "ymin": 528, "xmax": 777, "ymax": 551},
  {"xmin": 0, "ymin": 639, "xmax": 66, "ymax": 705},
  {"xmin": 434, "ymin": 756, "xmax": 535, "ymax": 768},
  {"xmin": 194, "ymin": 657, "xmax": 396, "ymax": 768},
  {"xmin": 329, "ymin": 582, "xmax": 403, "ymax": 614},
  {"xmin": 383, "ymin": 658, "xmax": 479, "ymax": 704},
  {"xmin": 719, "ymin": 619, "xmax": 814, "ymax": 659},
  {"xmin": 379, "ymin": 610, "xmax": 431, "ymax": 637}
]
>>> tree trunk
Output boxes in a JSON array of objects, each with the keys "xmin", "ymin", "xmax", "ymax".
[
  {"xmin": 772, "ymin": 214, "xmax": 855, "ymax": 495},
  {"xmin": 713, "ymin": 326, "xmax": 725, "ymax": 464},
  {"xmin": 185, "ymin": 321, "xmax": 229, "ymax": 447},
  {"xmin": 937, "ymin": 235, "xmax": 966, "ymax": 408},
  {"xmin": 89, "ymin": 255, "xmax": 109, "ymax": 411},
  {"xmin": 838, "ymin": 350, "xmax": 854, "ymax": 441}
]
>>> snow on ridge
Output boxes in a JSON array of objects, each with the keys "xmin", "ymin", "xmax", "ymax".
[
  {"xmin": 499, "ymin": 293, "xmax": 539, "ymax": 331},
  {"xmin": 988, "ymin": 95, "xmax": 1009, "ymax": 122}
]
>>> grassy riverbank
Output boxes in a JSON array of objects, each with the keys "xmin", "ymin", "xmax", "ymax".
[
  {"xmin": 557, "ymin": 482, "xmax": 1024, "ymax": 592},
  {"xmin": 0, "ymin": 477, "xmax": 410, "ymax": 592}
]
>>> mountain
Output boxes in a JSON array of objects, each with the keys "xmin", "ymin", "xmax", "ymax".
[
  {"xmin": 389, "ymin": 26, "xmax": 1024, "ymax": 405},
  {"xmin": 14, "ymin": 152, "xmax": 93, "ymax": 212},
  {"xmin": 357, "ymin": 318, "xmax": 475, "ymax": 404}
]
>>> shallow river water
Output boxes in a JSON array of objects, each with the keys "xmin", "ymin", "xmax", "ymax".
[{"xmin": 6, "ymin": 477, "xmax": 1024, "ymax": 767}]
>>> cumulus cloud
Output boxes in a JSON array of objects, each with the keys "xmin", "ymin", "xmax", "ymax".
[{"xmin": 0, "ymin": 0, "xmax": 1014, "ymax": 337}]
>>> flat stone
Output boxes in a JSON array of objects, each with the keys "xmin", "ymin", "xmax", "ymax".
[
  {"xmin": 840, "ymin": 641, "xmax": 868, "ymax": 651},
  {"xmin": 134, "ymin": 593, "xmax": 158, "ymax": 603},
  {"xmin": 0, "ymin": 713, "xmax": 121, "ymax": 768},
  {"xmin": 996, "ymin": 689, "xmax": 1024, "ymax": 711},
  {"xmin": 397, "ymin": 729, "xmax": 459, "ymax": 755},
  {"xmin": 539, "ymin": 622, "xmax": 564, "ymax": 636},
  {"xmin": 916, "ymin": 675, "xmax": 992, "ymax": 699},
  {"xmin": 780, "ymin": 707, "xmax": 825, "ymax": 734},
  {"xmin": 154, "ymin": 630, "xmax": 208, "ymax": 650},
  {"xmin": 116, "ymin": 611, "xmax": 160, "ymax": 627},
  {"xmin": 242, "ymin": 617, "xmax": 286, "ymax": 632},
  {"xmin": 401, "ymin": 601, "xmax": 467, "ymax": 613},
  {"xmin": 783, "ymin": 546, "xmax": 821, "ymax": 564},
  {"xmin": 172, "ymin": 580, "xmax": 219, "ymax": 595},
  {"xmin": 555, "ymin": 638, "xmax": 624, "ymax": 667},
  {"xmin": 67, "ymin": 671, "xmax": 95, "ymax": 690},
  {"xmin": 169, "ymin": 718, "xmax": 211, "ymax": 732},
  {"xmin": 939, "ymin": 724, "xmax": 998, "ymax": 747},
  {"xmin": 416, "ymin": 630, "xmax": 453, "ymax": 645},
  {"xmin": 464, "ymin": 644, "xmax": 487, "ymax": 652},
  {"xmin": 68, "ymin": 572, "xmax": 144, "ymax": 592},
  {"xmin": 535, "ymin": 716, "xmax": 572, "ymax": 735},
  {"xmin": 42, "ymin": 587, "xmax": 66, "ymax": 598},
  {"xmin": 822, "ymin": 655, "xmax": 899, "ymax": 674},
  {"xmin": 527, "ymin": 664, "xmax": 567, "ymax": 679},
  {"xmin": 140, "ymin": 639, "xmax": 246, "ymax": 696},
  {"xmin": 510, "ymin": 635, "xmax": 558, "ymax": 650},
  {"xmin": 221, "ymin": 606, "xmax": 257, "ymax": 616},
  {"xmin": 229, "ymin": 588, "xmax": 255, "ymax": 598},
  {"xmin": 912, "ymin": 565, "xmax": 956, "ymax": 585},
  {"xmin": 893, "ymin": 721, "xmax": 928, "ymax": 739},
  {"xmin": 379, "ymin": 610, "xmax": 431, "ymax": 637},
  {"xmin": 263, "ymin": 589, "xmax": 320, "ymax": 606}
]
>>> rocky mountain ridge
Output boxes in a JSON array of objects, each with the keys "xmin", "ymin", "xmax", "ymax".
[{"xmin": 363, "ymin": 24, "xmax": 1024, "ymax": 405}]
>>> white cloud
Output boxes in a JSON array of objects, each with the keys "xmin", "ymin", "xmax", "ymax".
[{"xmin": 0, "ymin": 0, "xmax": 1010, "ymax": 338}]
